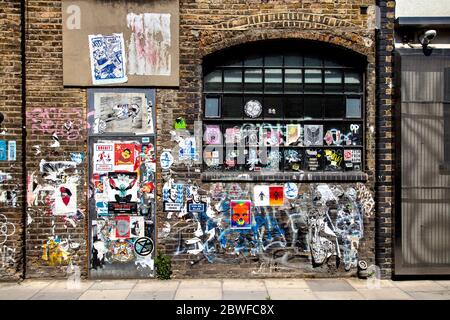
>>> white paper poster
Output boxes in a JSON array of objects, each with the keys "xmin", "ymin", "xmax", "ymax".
[
  {"xmin": 253, "ymin": 185, "xmax": 270, "ymax": 207},
  {"xmin": 54, "ymin": 183, "xmax": 77, "ymax": 215},
  {"xmin": 93, "ymin": 143, "xmax": 114, "ymax": 173},
  {"xmin": 88, "ymin": 33, "xmax": 128, "ymax": 85}
]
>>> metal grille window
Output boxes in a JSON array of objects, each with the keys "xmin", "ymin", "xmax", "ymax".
[{"xmin": 202, "ymin": 42, "xmax": 366, "ymax": 173}]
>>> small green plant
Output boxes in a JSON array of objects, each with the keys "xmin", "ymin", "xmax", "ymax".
[
  {"xmin": 265, "ymin": 296, "xmax": 272, "ymax": 300},
  {"xmin": 155, "ymin": 251, "xmax": 172, "ymax": 280}
]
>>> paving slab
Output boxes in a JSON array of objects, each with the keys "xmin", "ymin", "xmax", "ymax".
[
  {"xmin": 306, "ymin": 279, "xmax": 356, "ymax": 292},
  {"xmin": 266, "ymin": 288, "xmax": 316, "ymax": 300},
  {"xmin": 134, "ymin": 280, "xmax": 180, "ymax": 291},
  {"xmin": 357, "ymin": 288, "xmax": 414, "ymax": 300},
  {"xmin": 406, "ymin": 291, "xmax": 450, "ymax": 300},
  {"xmin": 393, "ymin": 280, "xmax": 448, "ymax": 292},
  {"xmin": 40, "ymin": 280, "xmax": 94, "ymax": 291},
  {"xmin": 127, "ymin": 290, "xmax": 176, "ymax": 300},
  {"xmin": 0, "ymin": 289, "xmax": 41, "ymax": 300},
  {"xmin": 223, "ymin": 279, "xmax": 266, "ymax": 291},
  {"xmin": 17, "ymin": 280, "xmax": 53, "ymax": 290},
  {"xmin": 314, "ymin": 290, "xmax": 365, "ymax": 300},
  {"xmin": 90, "ymin": 280, "xmax": 137, "ymax": 290},
  {"xmin": 264, "ymin": 279, "xmax": 309, "ymax": 289},
  {"xmin": 175, "ymin": 288, "xmax": 222, "ymax": 300},
  {"xmin": 30, "ymin": 290, "xmax": 84, "ymax": 300},
  {"xmin": 345, "ymin": 278, "xmax": 395, "ymax": 290},
  {"xmin": 177, "ymin": 279, "xmax": 222, "ymax": 289},
  {"xmin": 222, "ymin": 290, "xmax": 269, "ymax": 300},
  {"xmin": 435, "ymin": 281, "xmax": 450, "ymax": 289},
  {"xmin": 78, "ymin": 289, "xmax": 131, "ymax": 300}
]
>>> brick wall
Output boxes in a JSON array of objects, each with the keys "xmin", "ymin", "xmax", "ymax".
[
  {"xmin": 24, "ymin": 0, "xmax": 88, "ymax": 278},
  {"xmin": 156, "ymin": 0, "xmax": 379, "ymax": 278},
  {"xmin": 375, "ymin": 0, "xmax": 395, "ymax": 278},
  {"xmin": 0, "ymin": 0, "xmax": 396, "ymax": 280},
  {"xmin": 0, "ymin": 0, "xmax": 23, "ymax": 281}
]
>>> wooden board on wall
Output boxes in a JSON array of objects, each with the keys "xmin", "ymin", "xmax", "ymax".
[{"xmin": 62, "ymin": 0, "xmax": 179, "ymax": 87}]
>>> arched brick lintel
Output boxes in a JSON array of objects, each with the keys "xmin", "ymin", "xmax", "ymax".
[{"xmin": 199, "ymin": 29, "xmax": 373, "ymax": 61}]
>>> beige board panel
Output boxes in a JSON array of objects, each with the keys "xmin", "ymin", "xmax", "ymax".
[{"xmin": 62, "ymin": 0, "xmax": 179, "ymax": 86}]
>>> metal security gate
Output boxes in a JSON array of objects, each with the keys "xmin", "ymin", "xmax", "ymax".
[{"xmin": 395, "ymin": 49, "xmax": 450, "ymax": 275}]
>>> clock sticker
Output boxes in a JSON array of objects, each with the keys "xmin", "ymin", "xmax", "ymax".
[{"xmin": 244, "ymin": 100, "xmax": 262, "ymax": 118}]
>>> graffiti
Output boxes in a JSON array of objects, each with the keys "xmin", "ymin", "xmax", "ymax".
[
  {"xmin": 356, "ymin": 183, "xmax": 375, "ymax": 217},
  {"xmin": 0, "ymin": 214, "xmax": 15, "ymax": 245},
  {"xmin": 1, "ymin": 245, "xmax": 15, "ymax": 268},
  {"xmin": 27, "ymin": 108, "xmax": 84, "ymax": 141}
]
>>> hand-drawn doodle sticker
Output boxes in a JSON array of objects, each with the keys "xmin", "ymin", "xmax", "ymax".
[
  {"xmin": 284, "ymin": 182, "xmax": 298, "ymax": 200},
  {"xmin": 134, "ymin": 237, "xmax": 154, "ymax": 257},
  {"xmin": 160, "ymin": 151, "xmax": 174, "ymax": 170},
  {"xmin": 244, "ymin": 100, "xmax": 262, "ymax": 118}
]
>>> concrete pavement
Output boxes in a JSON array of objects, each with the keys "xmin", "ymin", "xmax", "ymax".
[{"xmin": 0, "ymin": 278, "xmax": 449, "ymax": 300}]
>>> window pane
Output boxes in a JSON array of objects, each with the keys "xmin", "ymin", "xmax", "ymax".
[
  {"xmin": 324, "ymin": 69, "xmax": 343, "ymax": 92},
  {"xmin": 224, "ymin": 69, "xmax": 242, "ymax": 92},
  {"xmin": 284, "ymin": 69, "xmax": 302, "ymax": 93},
  {"xmin": 304, "ymin": 96, "xmax": 323, "ymax": 119},
  {"xmin": 324, "ymin": 58, "xmax": 341, "ymax": 67},
  {"xmin": 346, "ymin": 97, "xmax": 362, "ymax": 118},
  {"xmin": 345, "ymin": 72, "xmax": 362, "ymax": 92},
  {"xmin": 264, "ymin": 69, "xmax": 283, "ymax": 93},
  {"xmin": 204, "ymin": 97, "xmax": 221, "ymax": 118},
  {"xmin": 265, "ymin": 54, "xmax": 283, "ymax": 67},
  {"xmin": 285, "ymin": 54, "xmax": 302, "ymax": 67},
  {"xmin": 284, "ymin": 96, "xmax": 303, "ymax": 118},
  {"xmin": 222, "ymin": 96, "xmax": 243, "ymax": 118},
  {"xmin": 244, "ymin": 55, "xmax": 263, "ymax": 66},
  {"xmin": 244, "ymin": 69, "xmax": 263, "ymax": 92},
  {"xmin": 324, "ymin": 96, "xmax": 345, "ymax": 118},
  {"xmin": 304, "ymin": 69, "xmax": 322, "ymax": 92},
  {"xmin": 204, "ymin": 70, "xmax": 222, "ymax": 92},
  {"xmin": 304, "ymin": 56, "xmax": 322, "ymax": 67}
]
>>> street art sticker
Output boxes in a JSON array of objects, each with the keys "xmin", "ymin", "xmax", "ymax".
[
  {"xmin": 253, "ymin": 185, "xmax": 270, "ymax": 207},
  {"xmin": 93, "ymin": 143, "xmax": 114, "ymax": 173},
  {"xmin": 269, "ymin": 186, "xmax": 284, "ymax": 206},
  {"xmin": 0, "ymin": 140, "xmax": 6, "ymax": 161},
  {"xmin": 127, "ymin": 13, "xmax": 172, "ymax": 76},
  {"xmin": 114, "ymin": 143, "xmax": 136, "ymax": 171},
  {"xmin": 230, "ymin": 200, "xmax": 252, "ymax": 229},
  {"xmin": 53, "ymin": 183, "xmax": 77, "ymax": 216},
  {"xmin": 284, "ymin": 183, "xmax": 298, "ymax": 200},
  {"xmin": 304, "ymin": 125, "xmax": 323, "ymax": 146},
  {"xmin": 134, "ymin": 237, "xmax": 154, "ymax": 257},
  {"xmin": 160, "ymin": 150, "xmax": 174, "ymax": 170},
  {"xmin": 115, "ymin": 215, "xmax": 131, "ymax": 239},
  {"xmin": 162, "ymin": 180, "xmax": 184, "ymax": 212},
  {"xmin": 88, "ymin": 33, "xmax": 128, "ymax": 85},
  {"xmin": 286, "ymin": 124, "xmax": 302, "ymax": 146},
  {"xmin": 91, "ymin": 92, "xmax": 153, "ymax": 135}
]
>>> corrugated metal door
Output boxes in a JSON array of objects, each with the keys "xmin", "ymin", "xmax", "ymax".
[{"xmin": 396, "ymin": 50, "xmax": 450, "ymax": 275}]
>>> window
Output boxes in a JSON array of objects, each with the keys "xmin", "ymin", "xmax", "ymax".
[{"xmin": 202, "ymin": 41, "xmax": 365, "ymax": 174}]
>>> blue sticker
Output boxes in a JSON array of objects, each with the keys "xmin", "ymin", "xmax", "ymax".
[
  {"xmin": 0, "ymin": 140, "xmax": 6, "ymax": 161},
  {"xmin": 70, "ymin": 152, "xmax": 85, "ymax": 164}
]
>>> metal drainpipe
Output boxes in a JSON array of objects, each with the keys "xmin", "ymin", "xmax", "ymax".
[{"xmin": 20, "ymin": 0, "xmax": 27, "ymax": 280}]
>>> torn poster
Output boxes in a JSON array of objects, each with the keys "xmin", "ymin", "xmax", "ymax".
[
  {"xmin": 127, "ymin": 13, "xmax": 171, "ymax": 76},
  {"xmin": 92, "ymin": 92, "xmax": 151, "ymax": 134},
  {"xmin": 88, "ymin": 33, "xmax": 128, "ymax": 85},
  {"xmin": 54, "ymin": 184, "xmax": 77, "ymax": 216},
  {"xmin": 230, "ymin": 200, "xmax": 252, "ymax": 229},
  {"xmin": 93, "ymin": 143, "xmax": 114, "ymax": 173}
]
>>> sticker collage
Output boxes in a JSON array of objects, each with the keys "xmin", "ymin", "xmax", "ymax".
[{"xmin": 88, "ymin": 89, "xmax": 156, "ymax": 277}]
